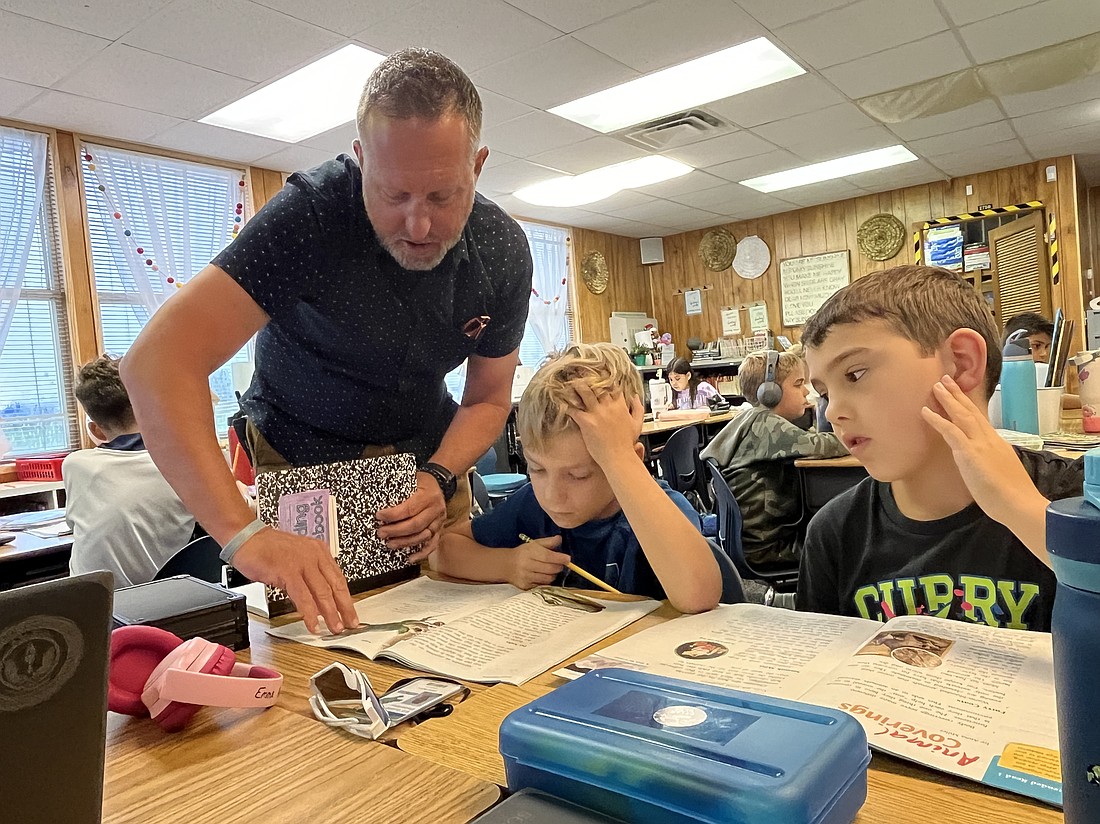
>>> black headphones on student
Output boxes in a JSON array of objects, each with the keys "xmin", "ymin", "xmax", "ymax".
[{"xmin": 757, "ymin": 350, "xmax": 783, "ymax": 409}]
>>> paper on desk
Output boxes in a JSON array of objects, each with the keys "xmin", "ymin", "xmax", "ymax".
[
  {"xmin": 26, "ymin": 521, "xmax": 73, "ymax": 538},
  {"xmin": 268, "ymin": 577, "xmax": 660, "ymax": 685}
]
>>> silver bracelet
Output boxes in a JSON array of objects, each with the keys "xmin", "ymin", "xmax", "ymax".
[{"xmin": 220, "ymin": 518, "xmax": 269, "ymax": 564}]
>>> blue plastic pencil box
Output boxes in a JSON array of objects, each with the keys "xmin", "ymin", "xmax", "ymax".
[{"xmin": 499, "ymin": 668, "xmax": 870, "ymax": 824}]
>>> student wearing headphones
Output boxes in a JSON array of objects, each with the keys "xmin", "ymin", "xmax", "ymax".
[{"xmin": 702, "ymin": 345, "xmax": 847, "ymax": 569}]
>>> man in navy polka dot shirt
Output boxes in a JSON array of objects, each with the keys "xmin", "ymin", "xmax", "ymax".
[{"xmin": 122, "ymin": 49, "xmax": 532, "ymax": 634}]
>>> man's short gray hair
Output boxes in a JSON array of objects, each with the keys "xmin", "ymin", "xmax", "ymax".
[{"xmin": 357, "ymin": 48, "xmax": 482, "ymax": 152}]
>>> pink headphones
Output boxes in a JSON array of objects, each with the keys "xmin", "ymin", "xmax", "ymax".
[{"xmin": 108, "ymin": 625, "xmax": 283, "ymax": 732}]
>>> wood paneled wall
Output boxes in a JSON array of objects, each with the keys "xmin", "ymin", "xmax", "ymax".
[{"xmin": 573, "ymin": 157, "xmax": 1090, "ymax": 361}]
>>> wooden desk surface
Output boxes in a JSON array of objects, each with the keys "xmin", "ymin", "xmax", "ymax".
[
  {"xmin": 104, "ymin": 704, "xmax": 499, "ymax": 823},
  {"xmin": 0, "ymin": 530, "xmax": 73, "ymax": 563},
  {"xmin": 641, "ymin": 409, "xmax": 736, "ymax": 436}
]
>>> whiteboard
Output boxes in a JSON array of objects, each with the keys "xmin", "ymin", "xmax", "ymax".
[{"xmin": 780, "ymin": 250, "xmax": 850, "ymax": 326}]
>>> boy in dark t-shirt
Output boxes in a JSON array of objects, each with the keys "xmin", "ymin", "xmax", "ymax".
[{"xmin": 797, "ymin": 265, "xmax": 1083, "ymax": 631}]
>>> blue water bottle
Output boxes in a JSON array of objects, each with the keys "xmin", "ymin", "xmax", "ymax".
[
  {"xmin": 1001, "ymin": 329, "xmax": 1040, "ymax": 434},
  {"xmin": 1046, "ymin": 447, "xmax": 1100, "ymax": 822}
]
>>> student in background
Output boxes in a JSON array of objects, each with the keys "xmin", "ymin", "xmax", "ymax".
[
  {"xmin": 64, "ymin": 355, "xmax": 196, "ymax": 588},
  {"xmin": 666, "ymin": 357, "xmax": 720, "ymax": 410},
  {"xmin": 797, "ymin": 266, "xmax": 1083, "ymax": 631},
  {"xmin": 433, "ymin": 343, "xmax": 721, "ymax": 614},
  {"xmin": 1002, "ymin": 311, "xmax": 1054, "ymax": 364},
  {"xmin": 702, "ymin": 346, "xmax": 847, "ymax": 568}
]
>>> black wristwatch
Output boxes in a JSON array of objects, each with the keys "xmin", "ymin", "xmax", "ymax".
[{"xmin": 420, "ymin": 462, "xmax": 458, "ymax": 502}]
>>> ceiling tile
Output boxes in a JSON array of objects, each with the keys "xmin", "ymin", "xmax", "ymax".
[
  {"xmin": 472, "ymin": 36, "xmax": 637, "ymax": 109},
  {"xmin": 883, "ymin": 99, "xmax": 1005, "ymax": 141},
  {"xmin": 300, "ymin": 121, "xmax": 358, "ymax": 155},
  {"xmin": 0, "ymin": 12, "xmax": 110, "ymax": 87},
  {"xmin": 482, "ymin": 110, "xmax": 596, "ymax": 158},
  {"xmin": 938, "ymin": 0, "xmax": 1044, "ymax": 26},
  {"xmin": 925, "ymin": 139, "xmax": 1034, "ymax": 177},
  {"xmin": 352, "ymin": 0, "xmax": 561, "ymax": 74},
  {"xmin": 121, "ymin": 0, "xmax": 343, "ymax": 83},
  {"xmin": 783, "ymin": 125, "xmax": 898, "ymax": 163},
  {"xmin": 56, "ymin": 43, "xmax": 254, "ymax": 120},
  {"xmin": 666, "ymin": 181, "xmax": 776, "ymax": 211},
  {"xmin": 751, "ymin": 103, "xmax": 875, "ymax": 149},
  {"xmin": 1020, "ymin": 122, "xmax": 1100, "ymax": 160},
  {"xmin": 731, "ymin": 0, "xmax": 853, "ymax": 29},
  {"xmin": 573, "ymin": 0, "xmax": 766, "ymax": 73},
  {"xmin": 960, "ymin": 0, "xmax": 1100, "ymax": 64},
  {"xmin": 705, "ymin": 74, "xmax": 845, "ymax": 129},
  {"xmin": 908, "ymin": 121, "xmax": 1017, "ymax": 157},
  {"xmin": 572, "ymin": 214, "xmax": 669, "ymax": 237},
  {"xmin": 775, "ymin": 0, "xmax": 950, "ymax": 69},
  {"xmin": 663, "ymin": 130, "xmax": 776, "ymax": 168},
  {"xmin": 777, "ymin": 179, "xmax": 868, "ymax": 207},
  {"xmin": 608, "ymin": 198, "xmax": 723, "ymax": 226},
  {"xmin": 501, "ymin": 0, "xmax": 651, "ymax": 33},
  {"xmin": 527, "ymin": 136, "xmax": 648, "ymax": 174},
  {"xmin": 476, "ymin": 157, "xmax": 562, "ymax": 195},
  {"xmin": 251, "ymin": 0, "xmax": 408, "ymax": 36},
  {"xmin": 14, "ymin": 90, "xmax": 181, "ymax": 143},
  {"xmin": 254, "ymin": 144, "xmax": 335, "ymax": 173},
  {"xmin": 589, "ymin": 190, "xmax": 657, "ymax": 212},
  {"xmin": 150, "ymin": 120, "xmax": 293, "ymax": 164},
  {"xmin": 0, "ymin": 77, "xmax": 45, "ymax": 118},
  {"xmin": 704, "ymin": 149, "xmax": 804, "ymax": 183},
  {"xmin": 822, "ymin": 33, "xmax": 972, "ymax": 99},
  {"xmin": 845, "ymin": 159, "xmax": 945, "ymax": 192},
  {"xmin": 999, "ymin": 71, "xmax": 1100, "ymax": 117},
  {"xmin": 480, "ymin": 90, "xmax": 535, "ymax": 130},
  {"xmin": 509, "ymin": 203, "xmax": 607, "ymax": 227},
  {"xmin": 634, "ymin": 170, "xmax": 730, "ymax": 198},
  {"xmin": 0, "ymin": 0, "xmax": 172, "ymax": 39},
  {"xmin": 1011, "ymin": 99, "xmax": 1100, "ymax": 137}
]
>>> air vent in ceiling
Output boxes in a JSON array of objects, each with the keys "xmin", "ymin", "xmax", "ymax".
[{"xmin": 615, "ymin": 108, "xmax": 734, "ymax": 150}]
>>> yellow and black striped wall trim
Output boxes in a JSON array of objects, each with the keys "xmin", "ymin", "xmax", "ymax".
[{"xmin": 913, "ymin": 201, "xmax": 1044, "ymax": 264}]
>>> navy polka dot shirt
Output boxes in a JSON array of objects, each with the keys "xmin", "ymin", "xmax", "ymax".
[{"xmin": 214, "ymin": 155, "xmax": 532, "ymax": 466}]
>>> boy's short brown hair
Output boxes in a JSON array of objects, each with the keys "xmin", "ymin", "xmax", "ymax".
[
  {"xmin": 802, "ymin": 265, "xmax": 1001, "ymax": 398},
  {"xmin": 74, "ymin": 355, "xmax": 135, "ymax": 432},
  {"xmin": 739, "ymin": 346, "xmax": 805, "ymax": 406},
  {"xmin": 517, "ymin": 343, "xmax": 642, "ymax": 454}
]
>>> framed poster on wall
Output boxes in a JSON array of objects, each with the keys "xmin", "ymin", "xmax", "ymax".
[{"xmin": 779, "ymin": 250, "xmax": 850, "ymax": 326}]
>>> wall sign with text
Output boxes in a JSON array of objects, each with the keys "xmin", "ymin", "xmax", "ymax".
[{"xmin": 779, "ymin": 250, "xmax": 851, "ymax": 326}]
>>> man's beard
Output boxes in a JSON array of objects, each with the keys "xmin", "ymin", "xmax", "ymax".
[{"xmin": 378, "ymin": 229, "xmax": 461, "ymax": 271}]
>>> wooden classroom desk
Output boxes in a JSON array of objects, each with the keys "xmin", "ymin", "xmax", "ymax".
[
  {"xmin": 0, "ymin": 530, "xmax": 73, "ymax": 589},
  {"xmin": 397, "ymin": 609, "xmax": 1064, "ymax": 824},
  {"xmin": 640, "ymin": 409, "xmax": 737, "ymax": 437}
]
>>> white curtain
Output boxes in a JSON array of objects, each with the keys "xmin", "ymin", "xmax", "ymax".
[
  {"xmin": 0, "ymin": 127, "xmax": 47, "ymax": 354},
  {"xmin": 521, "ymin": 221, "xmax": 570, "ymax": 358}
]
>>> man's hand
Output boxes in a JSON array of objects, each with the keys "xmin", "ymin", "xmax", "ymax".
[
  {"xmin": 921, "ymin": 375, "xmax": 1049, "ymax": 525},
  {"xmin": 509, "ymin": 535, "xmax": 571, "ymax": 589},
  {"xmin": 231, "ymin": 528, "xmax": 358, "ymax": 635},
  {"xmin": 376, "ymin": 472, "xmax": 447, "ymax": 562},
  {"xmin": 566, "ymin": 381, "xmax": 644, "ymax": 468}
]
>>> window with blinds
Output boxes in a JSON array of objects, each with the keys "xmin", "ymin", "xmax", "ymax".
[
  {"xmin": 81, "ymin": 144, "xmax": 251, "ymax": 434},
  {"xmin": 444, "ymin": 220, "xmax": 573, "ymax": 400},
  {"xmin": 0, "ymin": 129, "xmax": 77, "ymax": 456}
]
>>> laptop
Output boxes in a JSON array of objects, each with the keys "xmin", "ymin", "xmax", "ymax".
[{"xmin": 0, "ymin": 572, "xmax": 113, "ymax": 824}]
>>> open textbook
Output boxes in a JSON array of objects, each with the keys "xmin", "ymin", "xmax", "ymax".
[
  {"xmin": 267, "ymin": 577, "xmax": 660, "ymax": 686},
  {"xmin": 557, "ymin": 604, "xmax": 1061, "ymax": 806}
]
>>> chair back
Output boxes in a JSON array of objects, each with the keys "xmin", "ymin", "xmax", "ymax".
[
  {"xmin": 703, "ymin": 458, "xmax": 751, "ymax": 579},
  {"xmin": 470, "ymin": 471, "xmax": 491, "ymax": 514},
  {"xmin": 155, "ymin": 535, "xmax": 225, "ymax": 584},
  {"xmin": 706, "ymin": 538, "xmax": 746, "ymax": 604}
]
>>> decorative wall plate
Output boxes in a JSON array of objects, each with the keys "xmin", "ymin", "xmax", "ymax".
[
  {"xmin": 733, "ymin": 235, "xmax": 770, "ymax": 280},
  {"xmin": 699, "ymin": 228, "xmax": 736, "ymax": 272},
  {"xmin": 580, "ymin": 250, "xmax": 609, "ymax": 294},
  {"xmin": 857, "ymin": 213, "xmax": 906, "ymax": 261}
]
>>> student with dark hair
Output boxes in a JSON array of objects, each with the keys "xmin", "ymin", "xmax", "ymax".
[
  {"xmin": 666, "ymin": 357, "xmax": 720, "ymax": 410},
  {"xmin": 1002, "ymin": 312, "xmax": 1055, "ymax": 364}
]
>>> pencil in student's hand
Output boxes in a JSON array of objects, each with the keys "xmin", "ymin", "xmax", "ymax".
[{"xmin": 517, "ymin": 533, "xmax": 622, "ymax": 595}]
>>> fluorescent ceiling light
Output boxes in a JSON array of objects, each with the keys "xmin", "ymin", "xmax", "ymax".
[
  {"xmin": 740, "ymin": 145, "xmax": 920, "ymax": 193},
  {"xmin": 201, "ymin": 44, "xmax": 384, "ymax": 142},
  {"xmin": 550, "ymin": 38, "xmax": 804, "ymax": 134},
  {"xmin": 514, "ymin": 156, "xmax": 693, "ymax": 207}
]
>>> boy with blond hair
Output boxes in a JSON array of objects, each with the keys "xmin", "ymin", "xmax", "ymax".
[
  {"xmin": 433, "ymin": 342, "xmax": 721, "ymax": 613},
  {"xmin": 702, "ymin": 345, "xmax": 847, "ymax": 568},
  {"xmin": 797, "ymin": 265, "xmax": 1083, "ymax": 631}
]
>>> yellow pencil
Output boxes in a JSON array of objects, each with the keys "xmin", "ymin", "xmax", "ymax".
[{"xmin": 518, "ymin": 533, "xmax": 622, "ymax": 595}]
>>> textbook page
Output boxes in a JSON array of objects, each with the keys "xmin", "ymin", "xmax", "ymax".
[
  {"xmin": 267, "ymin": 577, "xmax": 659, "ymax": 684},
  {"xmin": 802, "ymin": 616, "xmax": 1060, "ymax": 805}
]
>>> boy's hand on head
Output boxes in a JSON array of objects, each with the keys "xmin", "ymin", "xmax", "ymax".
[
  {"xmin": 921, "ymin": 375, "xmax": 1049, "ymax": 523},
  {"xmin": 565, "ymin": 381, "xmax": 643, "ymax": 467},
  {"xmin": 509, "ymin": 535, "xmax": 571, "ymax": 589}
]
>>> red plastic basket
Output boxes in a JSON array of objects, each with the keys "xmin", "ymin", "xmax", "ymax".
[{"xmin": 15, "ymin": 454, "xmax": 67, "ymax": 481}]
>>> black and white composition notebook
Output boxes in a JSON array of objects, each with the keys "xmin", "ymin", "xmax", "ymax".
[{"xmin": 253, "ymin": 454, "xmax": 420, "ymax": 617}]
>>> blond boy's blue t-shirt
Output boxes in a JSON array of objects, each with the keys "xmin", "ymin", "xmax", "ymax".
[{"xmin": 471, "ymin": 480, "xmax": 700, "ymax": 599}]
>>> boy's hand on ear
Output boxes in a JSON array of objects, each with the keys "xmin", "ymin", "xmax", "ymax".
[
  {"xmin": 566, "ymin": 381, "xmax": 644, "ymax": 467},
  {"xmin": 509, "ymin": 535, "xmax": 571, "ymax": 589},
  {"xmin": 921, "ymin": 375, "xmax": 1049, "ymax": 525}
]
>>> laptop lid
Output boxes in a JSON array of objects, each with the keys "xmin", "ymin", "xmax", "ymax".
[{"xmin": 0, "ymin": 572, "xmax": 113, "ymax": 824}]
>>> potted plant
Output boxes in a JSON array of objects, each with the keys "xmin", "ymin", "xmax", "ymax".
[{"xmin": 629, "ymin": 344, "xmax": 651, "ymax": 366}]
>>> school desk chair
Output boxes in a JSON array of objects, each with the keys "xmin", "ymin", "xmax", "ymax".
[
  {"xmin": 703, "ymin": 458, "xmax": 799, "ymax": 592},
  {"xmin": 155, "ymin": 535, "xmax": 225, "ymax": 584},
  {"xmin": 658, "ymin": 425, "xmax": 711, "ymax": 512},
  {"xmin": 706, "ymin": 538, "xmax": 746, "ymax": 604}
]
